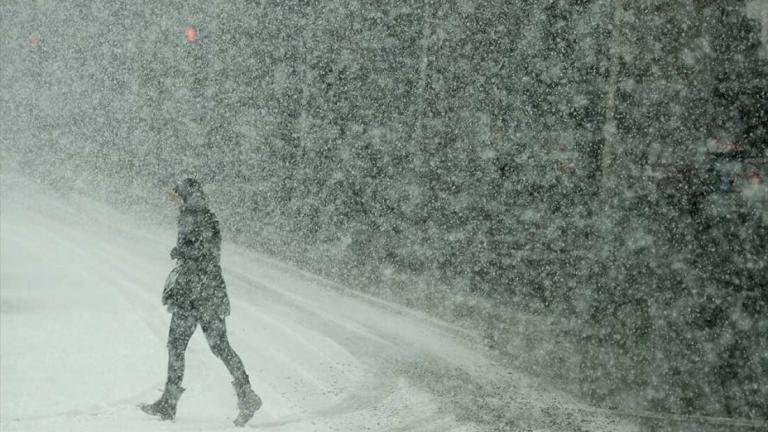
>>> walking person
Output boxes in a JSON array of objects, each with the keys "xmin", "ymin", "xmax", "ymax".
[{"xmin": 140, "ymin": 178, "xmax": 261, "ymax": 427}]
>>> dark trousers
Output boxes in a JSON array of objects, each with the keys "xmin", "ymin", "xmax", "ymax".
[{"xmin": 166, "ymin": 312, "xmax": 249, "ymax": 388}]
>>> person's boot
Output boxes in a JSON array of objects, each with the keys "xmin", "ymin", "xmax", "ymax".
[
  {"xmin": 139, "ymin": 383, "xmax": 185, "ymax": 421},
  {"xmin": 232, "ymin": 379, "xmax": 261, "ymax": 427}
]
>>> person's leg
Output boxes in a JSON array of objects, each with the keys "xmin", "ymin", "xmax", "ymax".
[
  {"xmin": 200, "ymin": 315, "xmax": 261, "ymax": 426},
  {"xmin": 166, "ymin": 312, "xmax": 198, "ymax": 387},
  {"xmin": 199, "ymin": 315, "xmax": 249, "ymax": 385},
  {"xmin": 141, "ymin": 312, "xmax": 197, "ymax": 420}
]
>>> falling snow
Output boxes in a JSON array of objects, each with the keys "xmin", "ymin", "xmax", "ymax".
[{"xmin": 1, "ymin": 1, "xmax": 767, "ymax": 431}]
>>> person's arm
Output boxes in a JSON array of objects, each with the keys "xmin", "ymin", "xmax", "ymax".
[
  {"xmin": 171, "ymin": 214, "xmax": 219, "ymax": 261},
  {"xmin": 172, "ymin": 228, "xmax": 204, "ymax": 260}
]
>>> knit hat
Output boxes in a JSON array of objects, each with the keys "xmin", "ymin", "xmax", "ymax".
[{"xmin": 173, "ymin": 178, "xmax": 207, "ymax": 208}]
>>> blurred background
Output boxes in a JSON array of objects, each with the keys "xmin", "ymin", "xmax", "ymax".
[{"xmin": 1, "ymin": 0, "xmax": 767, "ymax": 421}]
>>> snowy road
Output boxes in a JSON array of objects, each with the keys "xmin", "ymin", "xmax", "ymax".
[{"xmin": 0, "ymin": 177, "xmax": 638, "ymax": 432}]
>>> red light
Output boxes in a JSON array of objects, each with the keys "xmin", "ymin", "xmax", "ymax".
[
  {"xmin": 185, "ymin": 26, "xmax": 198, "ymax": 43},
  {"xmin": 745, "ymin": 171, "xmax": 765, "ymax": 185}
]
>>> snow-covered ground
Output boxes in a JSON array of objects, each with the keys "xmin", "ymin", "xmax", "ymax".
[{"xmin": 0, "ymin": 175, "xmax": 639, "ymax": 432}]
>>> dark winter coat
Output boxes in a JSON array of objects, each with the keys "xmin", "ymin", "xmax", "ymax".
[{"xmin": 162, "ymin": 179, "xmax": 230, "ymax": 317}]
